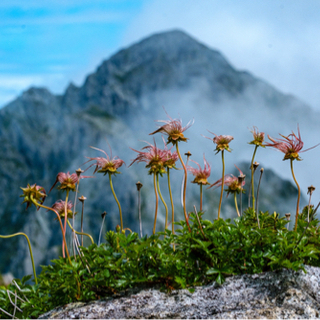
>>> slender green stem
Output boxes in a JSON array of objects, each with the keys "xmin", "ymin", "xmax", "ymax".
[
  {"xmin": 31, "ymin": 196, "xmax": 72, "ymax": 265},
  {"xmin": 62, "ymin": 189, "xmax": 70, "ymax": 258},
  {"xmin": 250, "ymin": 145, "xmax": 258, "ymax": 209},
  {"xmin": 218, "ymin": 150, "xmax": 225, "ymax": 220},
  {"xmin": 157, "ymin": 173, "xmax": 168, "ymax": 230},
  {"xmin": 109, "ymin": 172, "xmax": 123, "ymax": 232},
  {"xmin": 72, "ymin": 182, "xmax": 80, "ymax": 259},
  {"xmin": 234, "ymin": 193, "xmax": 240, "ymax": 217},
  {"xmin": 200, "ymin": 184, "xmax": 203, "ymax": 212},
  {"xmin": 153, "ymin": 173, "xmax": 159, "ymax": 235},
  {"xmin": 175, "ymin": 143, "xmax": 190, "ymax": 230},
  {"xmin": 67, "ymin": 220, "xmax": 94, "ymax": 244},
  {"xmin": 291, "ymin": 159, "xmax": 300, "ymax": 231},
  {"xmin": 167, "ymin": 168, "xmax": 175, "ymax": 250},
  {"xmin": 0, "ymin": 233, "xmax": 37, "ymax": 284}
]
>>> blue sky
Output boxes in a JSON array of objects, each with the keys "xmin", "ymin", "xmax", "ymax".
[{"xmin": 1, "ymin": 0, "xmax": 320, "ymax": 110}]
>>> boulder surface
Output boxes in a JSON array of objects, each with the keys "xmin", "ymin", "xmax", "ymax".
[{"xmin": 40, "ymin": 265, "xmax": 320, "ymax": 319}]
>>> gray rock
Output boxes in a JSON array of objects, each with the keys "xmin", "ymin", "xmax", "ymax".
[{"xmin": 39, "ymin": 265, "xmax": 320, "ymax": 319}]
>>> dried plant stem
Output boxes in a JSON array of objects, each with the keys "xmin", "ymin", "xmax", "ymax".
[
  {"xmin": 290, "ymin": 159, "xmax": 300, "ymax": 231},
  {"xmin": 0, "ymin": 233, "xmax": 37, "ymax": 285},
  {"xmin": 153, "ymin": 173, "xmax": 159, "ymax": 235},
  {"xmin": 136, "ymin": 184, "xmax": 143, "ymax": 238},
  {"xmin": 72, "ymin": 182, "xmax": 80, "ymax": 259},
  {"xmin": 67, "ymin": 220, "xmax": 94, "ymax": 244},
  {"xmin": 108, "ymin": 172, "xmax": 123, "ymax": 232},
  {"xmin": 218, "ymin": 150, "xmax": 225, "ymax": 220},
  {"xmin": 308, "ymin": 194, "xmax": 312, "ymax": 223},
  {"xmin": 175, "ymin": 143, "xmax": 190, "ymax": 230},
  {"xmin": 193, "ymin": 206, "xmax": 206, "ymax": 239},
  {"xmin": 250, "ymin": 145, "xmax": 258, "ymax": 209},
  {"xmin": 138, "ymin": 190, "xmax": 142, "ymax": 237},
  {"xmin": 80, "ymin": 199, "xmax": 85, "ymax": 246},
  {"xmin": 234, "ymin": 193, "xmax": 240, "ymax": 217},
  {"xmin": 200, "ymin": 184, "xmax": 203, "ymax": 212},
  {"xmin": 99, "ymin": 214, "xmax": 106, "ymax": 246},
  {"xmin": 167, "ymin": 168, "xmax": 175, "ymax": 250},
  {"xmin": 31, "ymin": 196, "xmax": 72, "ymax": 265},
  {"xmin": 256, "ymin": 168, "xmax": 264, "ymax": 229},
  {"xmin": 62, "ymin": 189, "xmax": 70, "ymax": 258},
  {"xmin": 156, "ymin": 174, "xmax": 168, "ymax": 230},
  {"xmin": 167, "ymin": 168, "xmax": 174, "ymax": 235},
  {"xmin": 239, "ymin": 187, "xmax": 243, "ymax": 216}
]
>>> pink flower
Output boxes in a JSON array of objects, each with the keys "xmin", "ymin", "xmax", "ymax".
[
  {"xmin": 204, "ymin": 131, "xmax": 233, "ymax": 153},
  {"xmin": 161, "ymin": 138, "xmax": 179, "ymax": 169},
  {"xmin": 265, "ymin": 125, "xmax": 319, "ymax": 161},
  {"xmin": 249, "ymin": 126, "xmax": 265, "ymax": 147},
  {"xmin": 85, "ymin": 146, "xmax": 125, "ymax": 175},
  {"xmin": 187, "ymin": 154, "xmax": 211, "ymax": 185},
  {"xmin": 130, "ymin": 140, "xmax": 167, "ymax": 175},
  {"xmin": 50, "ymin": 172, "xmax": 80, "ymax": 193},
  {"xmin": 209, "ymin": 165, "xmax": 245, "ymax": 196},
  {"xmin": 51, "ymin": 200, "xmax": 75, "ymax": 219},
  {"xmin": 20, "ymin": 183, "xmax": 46, "ymax": 210},
  {"xmin": 150, "ymin": 111, "xmax": 193, "ymax": 144}
]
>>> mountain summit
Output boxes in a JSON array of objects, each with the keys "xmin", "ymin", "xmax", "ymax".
[{"xmin": 0, "ymin": 30, "xmax": 316, "ymax": 277}]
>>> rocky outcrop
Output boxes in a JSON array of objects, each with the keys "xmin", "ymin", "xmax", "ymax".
[{"xmin": 39, "ymin": 265, "xmax": 320, "ymax": 319}]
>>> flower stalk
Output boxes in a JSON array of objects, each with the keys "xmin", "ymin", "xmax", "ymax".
[
  {"xmin": 176, "ymin": 143, "xmax": 190, "ymax": 229},
  {"xmin": 153, "ymin": 173, "xmax": 159, "ymax": 235},
  {"xmin": 136, "ymin": 182, "xmax": 143, "ymax": 238},
  {"xmin": 156, "ymin": 174, "xmax": 168, "ymax": 230},
  {"xmin": 290, "ymin": 159, "xmax": 300, "ymax": 231},
  {"xmin": 30, "ymin": 195, "xmax": 72, "ymax": 265},
  {"xmin": 0, "ymin": 233, "xmax": 37, "ymax": 285},
  {"xmin": 109, "ymin": 172, "xmax": 123, "ymax": 232},
  {"xmin": 218, "ymin": 150, "xmax": 225, "ymax": 219}
]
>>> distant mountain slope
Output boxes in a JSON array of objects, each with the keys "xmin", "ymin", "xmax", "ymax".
[{"xmin": 0, "ymin": 30, "xmax": 316, "ymax": 277}]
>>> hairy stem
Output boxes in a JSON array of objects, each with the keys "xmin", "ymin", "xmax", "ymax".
[
  {"xmin": 138, "ymin": 189, "xmax": 142, "ymax": 238},
  {"xmin": 250, "ymin": 145, "xmax": 258, "ymax": 209},
  {"xmin": 72, "ymin": 182, "xmax": 80, "ymax": 259},
  {"xmin": 200, "ymin": 184, "xmax": 203, "ymax": 212},
  {"xmin": 0, "ymin": 233, "xmax": 37, "ymax": 284},
  {"xmin": 153, "ymin": 173, "xmax": 159, "ymax": 235},
  {"xmin": 256, "ymin": 168, "xmax": 264, "ymax": 229},
  {"xmin": 30, "ymin": 196, "xmax": 72, "ymax": 265},
  {"xmin": 218, "ymin": 150, "xmax": 225, "ymax": 220},
  {"xmin": 291, "ymin": 159, "xmax": 300, "ymax": 231},
  {"xmin": 99, "ymin": 214, "xmax": 106, "ymax": 246},
  {"xmin": 62, "ymin": 189, "xmax": 70, "ymax": 258},
  {"xmin": 109, "ymin": 172, "xmax": 123, "ymax": 232},
  {"xmin": 234, "ymin": 193, "xmax": 240, "ymax": 217},
  {"xmin": 67, "ymin": 220, "xmax": 94, "ymax": 244},
  {"xmin": 175, "ymin": 143, "xmax": 190, "ymax": 230},
  {"xmin": 157, "ymin": 174, "xmax": 168, "ymax": 230},
  {"xmin": 167, "ymin": 168, "xmax": 175, "ymax": 249}
]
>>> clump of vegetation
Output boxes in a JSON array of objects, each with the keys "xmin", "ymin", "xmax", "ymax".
[{"xmin": 0, "ymin": 112, "xmax": 320, "ymax": 319}]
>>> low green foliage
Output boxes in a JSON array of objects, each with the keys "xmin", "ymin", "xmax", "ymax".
[{"xmin": 1, "ymin": 208, "xmax": 320, "ymax": 318}]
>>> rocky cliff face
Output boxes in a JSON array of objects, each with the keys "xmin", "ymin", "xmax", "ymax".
[
  {"xmin": 0, "ymin": 30, "xmax": 316, "ymax": 278},
  {"xmin": 39, "ymin": 266, "xmax": 320, "ymax": 319}
]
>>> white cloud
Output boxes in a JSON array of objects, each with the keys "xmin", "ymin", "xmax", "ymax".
[
  {"xmin": 122, "ymin": 0, "xmax": 320, "ymax": 110},
  {"xmin": 0, "ymin": 74, "xmax": 66, "ymax": 108}
]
